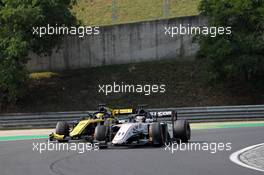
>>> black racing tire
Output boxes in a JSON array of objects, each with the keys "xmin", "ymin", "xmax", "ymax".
[
  {"xmin": 173, "ymin": 120, "xmax": 191, "ymax": 143},
  {"xmin": 94, "ymin": 125, "xmax": 108, "ymax": 141},
  {"xmin": 55, "ymin": 121, "xmax": 69, "ymax": 136},
  {"xmin": 149, "ymin": 123, "xmax": 164, "ymax": 146}
]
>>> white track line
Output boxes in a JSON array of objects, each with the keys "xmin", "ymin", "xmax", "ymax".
[{"xmin": 230, "ymin": 143, "xmax": 264, "ymax": 172}]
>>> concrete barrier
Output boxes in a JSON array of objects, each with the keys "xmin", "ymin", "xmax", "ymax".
[
  {"xmin": 1, "ymin": 105, "xmax": 264, "ymax": 129},
  {"xmin": 27, "ymin": 15, "xmax": 207, "ymax": 71}
]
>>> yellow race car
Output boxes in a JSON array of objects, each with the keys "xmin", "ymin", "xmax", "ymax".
[{"xmin": 49, "ymin": 105, "xmax": 133, "ymax": 143}]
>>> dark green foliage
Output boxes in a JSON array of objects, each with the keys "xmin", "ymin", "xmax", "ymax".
[
  {"xmin": 0, "ymin": 0, "xmax": 76, "ymax": 103},
  {"xmin": 197, "ymin": 0, "xmax": 264, "ymax": 83}
]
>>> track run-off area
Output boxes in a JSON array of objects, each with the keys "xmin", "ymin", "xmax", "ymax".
[{"xmin": 0, "ymin": 121, "xmax": 263, "ymax": 175}]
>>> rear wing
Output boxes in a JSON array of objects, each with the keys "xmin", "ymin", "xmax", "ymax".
[
  {"xmin": 150, "ymin": 111, "xmax": 172, "ymax": 117},
  {"xmin": 112, "ymin": 108, "xmax": 134, "ymax": 116},
  {"xmin": 150, "ymin": 111, "xmax": 177, "ymax": 121}
]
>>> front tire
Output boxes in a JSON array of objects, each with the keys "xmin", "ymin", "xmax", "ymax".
[
  {"xmin": 55, "ymin": 121, "xmax": 69, "ymax": 135},
  {"xmin": 149, "ymin": 123, "xmax": 164, "ymax": 146},
  {"xmin": 55, "ymin": 121, "xmax": 69, "ymax": 142},
  {"xmin": 173, "ymin": 120, "xmax": 191, "ymax": 142}
]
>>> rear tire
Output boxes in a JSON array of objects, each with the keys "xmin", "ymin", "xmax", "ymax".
[
  {"xmin": 173, "ymin": 120, "xmax": 191, "ymax": 142},
  {"xmin": 149, "ymin": 123, "xmax": 164, "ymax": 146},
  {"xmin": 94, "ymin": 125, "xmax": 108, "ymax": 141},
  {"xmin": 94, "ymin": 125, "xmax": 108, "ymax": 148}
]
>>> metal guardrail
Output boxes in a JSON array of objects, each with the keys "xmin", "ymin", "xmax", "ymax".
[{"xmin": 0, "ymin": 105, "xmax": 264, "ymax": 129}]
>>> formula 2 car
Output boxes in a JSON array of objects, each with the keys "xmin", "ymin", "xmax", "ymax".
[
  {"xmin": 49, "ymin": 105, "xmax": 133, "ymax": 143},
  {"xmin": 94, "ymin": 106, "xmax": 191, "ymax": 147}
]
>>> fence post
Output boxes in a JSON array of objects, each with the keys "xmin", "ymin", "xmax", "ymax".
[
  {"xmin": 163, "ymin": 0, "xmax": 170, "ymax": 17},
  {"xmin": 112, "ymin": 0, "xmax": 117, "ymax": 23}
]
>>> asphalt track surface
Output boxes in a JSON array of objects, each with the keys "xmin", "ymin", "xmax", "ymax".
[{"xmin": 0, "ymin": 126, "xmax": 263, "ymax": 175}]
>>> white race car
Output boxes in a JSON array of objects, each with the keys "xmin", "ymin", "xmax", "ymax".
[{"xmin": 94, "ymin": 108, "xmax": 191, "ymax": 147}]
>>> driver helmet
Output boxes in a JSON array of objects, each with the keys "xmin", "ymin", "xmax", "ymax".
[
  {"xmin": 99, "ymin": 107, "xmax": 107, "ymax": 113},
  {"xmin": 95, "ymin": 107, "xmax": 111, "ymax": 119},
  {"xmin": 95, "ymin": 113, "xmax": 104, "ymax": 119},
  {"xmin": 135, "ymin": 115, "xmax": 146, "ymax": 122}
]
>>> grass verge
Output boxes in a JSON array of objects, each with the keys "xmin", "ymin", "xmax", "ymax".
[{"xmin": 72, "ymin": 0, "xmax": 200, "ymax": 26}]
